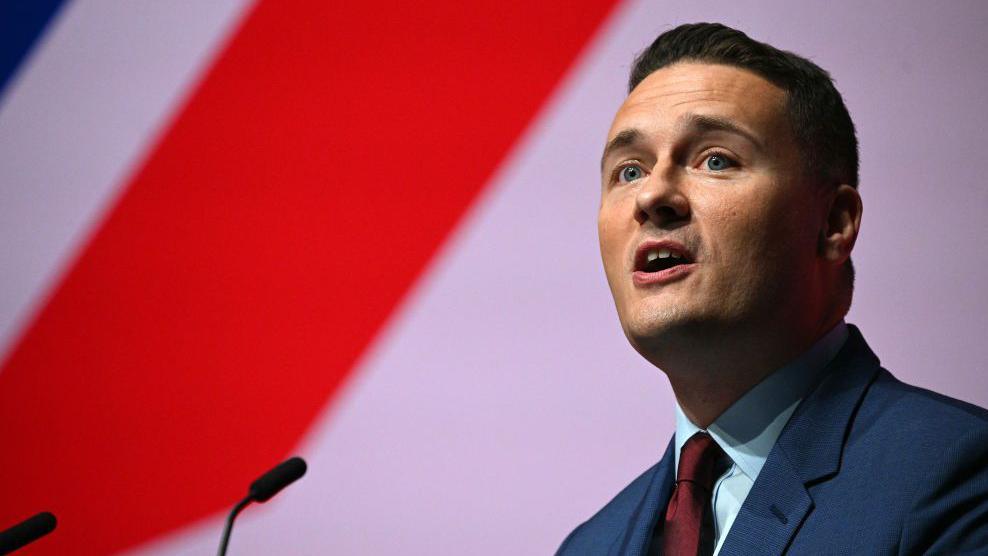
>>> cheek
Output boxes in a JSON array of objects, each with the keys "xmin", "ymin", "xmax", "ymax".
[
  {"xmin": 598, "ymin": 196, "xmax": 633, "ymax": 270},
  {"xmin": 763, "ymin": 195, "xmax": 822, "ymax": 262},
  {"xmin": 711, "ymin": 198, "xmax": 819, "ymax": 289},
  {"xmin": 701, "ymin": 199, "xmax": 757, "ymax": 258},
  {"xmin": 597, "ymin": 211, "xmax": 624, "ymax": 283},
  {"xmin": 700, "ymin": 199, "xmax": 783, "ymax": 286}
]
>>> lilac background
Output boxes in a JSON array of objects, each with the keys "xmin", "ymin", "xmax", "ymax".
[{"xmin": 1, "ymin": 0, "xmax": 986, "ymax": 553}]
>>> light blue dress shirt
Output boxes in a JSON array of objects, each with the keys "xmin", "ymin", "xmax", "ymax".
[{"xmin": 673, "ymin": 322, "xmax": 849, "ymax": 554}]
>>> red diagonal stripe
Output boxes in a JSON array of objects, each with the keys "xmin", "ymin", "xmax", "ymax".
[{"xmin": 0, "ymin": 1, "xmax": 619, "ymax": 553}]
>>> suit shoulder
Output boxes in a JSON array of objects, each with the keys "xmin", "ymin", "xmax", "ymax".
[
  {"xmin": 848, "ymin": 368, "xmax": 988, "ymax": 480},
  {"xmin": 557, "ymin": 460, "xmax": 664, "ymax": 555},
  {"xmin": 863, "ymin": 369, "xmax": 988, "ymax": 435},
  {"xmin": 866, "ymin": 374, "xmax": 988, "ymax": 551}
]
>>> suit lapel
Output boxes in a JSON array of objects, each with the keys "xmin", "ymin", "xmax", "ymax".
[
  {"xmin": 717, "ymin": 450, "xmax": 812, "ymax": 555},
  {"xmin": 610, "ymin": 437, "xmax": 676, "ymax": 556},
  {"xmin": 718, "ymin": 325, "xmax": 881, "ymax": 556}
]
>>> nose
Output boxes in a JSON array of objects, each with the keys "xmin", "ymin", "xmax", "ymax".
[{"xmin": 634, "ymin": 165, "xmax": 690, "ymax": 227}]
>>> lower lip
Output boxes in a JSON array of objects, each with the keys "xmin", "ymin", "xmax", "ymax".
[{"xmin": 632, "ymin": 263, "xmax": 697, "ymax": 287}]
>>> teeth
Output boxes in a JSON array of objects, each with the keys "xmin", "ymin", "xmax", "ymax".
[{"xmin": 644, "ymin": 247, "xmax": 687, "ymax": 266}]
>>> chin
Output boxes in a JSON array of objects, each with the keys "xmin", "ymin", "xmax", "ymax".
[{"xmin": 621, "ymin": 303, "xmax": 693, "ymax": 357}]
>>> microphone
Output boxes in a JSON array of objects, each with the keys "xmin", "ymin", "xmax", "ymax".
[
  {"xmin": 249, "ymin": 457, "xmax": 307, "ymax": 503},
  {"xmin": 217, "ymin": 457, "xmax": 307, "ymax": 556},
  {"xmin": 0, "ymin": 512, "xmax": 57, "ymax": 555}
]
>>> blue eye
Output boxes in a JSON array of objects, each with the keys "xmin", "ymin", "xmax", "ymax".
[
  {"xmin": 619, "ymin": 165, "xmax": 644, "ymax": 183},
  {"xmin": 705, "ymin": 154, "xmax": 733, "ymax": 171}
]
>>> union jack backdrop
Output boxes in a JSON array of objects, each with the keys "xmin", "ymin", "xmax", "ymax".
[{"xmin": 1, "ymin": 1, "xmax": 987, "ymax": 554}]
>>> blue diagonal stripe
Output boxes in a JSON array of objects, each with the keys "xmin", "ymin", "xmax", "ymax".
[{"xmin": 0, "ymin": 0, "xmax": 70, "ymax": 103}]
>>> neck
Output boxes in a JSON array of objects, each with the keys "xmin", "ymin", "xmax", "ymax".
[{"xmin": 650, "ymin": 315, "xmax": 843, "ymax": 428}]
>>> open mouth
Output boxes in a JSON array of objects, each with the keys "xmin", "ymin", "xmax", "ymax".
[{"xmin": 635, "ymin": 244, "xmax": 694, "ymax": 274}]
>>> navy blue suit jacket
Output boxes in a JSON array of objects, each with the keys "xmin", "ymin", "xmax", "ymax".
[{"xmin": 557, "ymin": 326, "xmax": 988, "ymax": 555}]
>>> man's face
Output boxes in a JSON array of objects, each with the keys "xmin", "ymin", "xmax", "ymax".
[{"xmin": 599, "ymin": 62, "xmax": 826, "ymax": 360}]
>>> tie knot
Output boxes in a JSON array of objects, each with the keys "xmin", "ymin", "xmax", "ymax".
[{"xmin": 677, "ymin": 432, "xmax": 725, "ymax": 491}]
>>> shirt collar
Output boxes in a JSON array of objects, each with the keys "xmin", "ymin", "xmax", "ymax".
[{"xmin": 674, "ymin": 321, "xmax": 849, "ymax": 481}]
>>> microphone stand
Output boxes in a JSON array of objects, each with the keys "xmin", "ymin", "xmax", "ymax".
[
  {"xmin": 216, "ymin": 456, "xmax": 307, "ymax": 556},
  {"xmin": 217, "ymin": 496, "xmax": 252, "ymax": 556}
]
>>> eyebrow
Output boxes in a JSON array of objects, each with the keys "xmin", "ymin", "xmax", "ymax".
[
  {"xmin": 600, "ymin": 128, "xmax": 646, "ymax": 172},
  {"xmin": 600, "ymin": 113, "xmax": 764, "ymax": 172},
  {"xmin": 681, "ymin": 113, "xmax": 764, "ymax": 151}
]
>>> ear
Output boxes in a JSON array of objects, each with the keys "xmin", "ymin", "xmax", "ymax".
[{"xmin": 821, "ymin": 184, "xmax": 862, "ymax": 265}]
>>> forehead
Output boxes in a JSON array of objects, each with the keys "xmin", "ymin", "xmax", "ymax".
[{"xmin": 608, "ymin": 62, "xmax": 788, "ymax": 143}]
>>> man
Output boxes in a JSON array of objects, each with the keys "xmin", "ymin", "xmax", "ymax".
[{"xmin": 557, "ymin": 23, "xmax": 988, "ymax": 555}]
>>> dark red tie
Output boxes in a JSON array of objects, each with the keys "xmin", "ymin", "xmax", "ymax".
[{"xmin": 661, "ymin": 432, "xmax": 725, "ymax": 556}]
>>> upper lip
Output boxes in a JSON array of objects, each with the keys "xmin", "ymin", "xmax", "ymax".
[{"xmin": 633, "ymin": 239, "xmax": 695, "ymax": 271}]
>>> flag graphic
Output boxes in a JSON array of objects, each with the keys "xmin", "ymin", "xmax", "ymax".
[{"xmin": 2, "ymin": 1, "xmax": 987, "ymax": 554}]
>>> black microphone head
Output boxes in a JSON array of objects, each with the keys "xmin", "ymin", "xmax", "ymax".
[
  {"xmin": 31, "ymin": 512, "xmax": 56, "ymax": 535},
  {"xmin": 0, "ymin": 511, "xmax": 57, "ymax": 553},
  {"xmin": 248, "ymin": 457, "xmax": 307, "ymax": 503}
]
